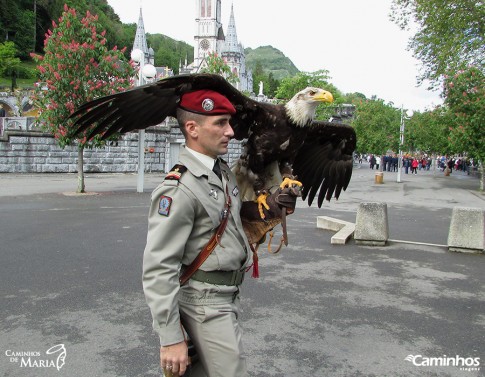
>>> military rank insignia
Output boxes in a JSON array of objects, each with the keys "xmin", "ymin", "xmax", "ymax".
[
  {"xmin": 165, "ymin": 164, "xmax": 187, "ymax": 181},
  {"xmin": 158, "ymin": 196, "xmax": 172, "ymax": 216}
]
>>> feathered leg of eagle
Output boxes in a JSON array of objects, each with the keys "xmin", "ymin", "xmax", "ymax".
[
  {"xmin": 233, "ymin": 154, "xmax": 278, "ymax": 219},
  {"xmin": 233, "ymin": 155, "xmax": 302, "ymax": 219},
  {"xmin": 279, "ymin": 162, "xmax": 303, "ymax": 192}
]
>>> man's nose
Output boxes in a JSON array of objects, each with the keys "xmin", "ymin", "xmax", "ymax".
[{"xmin": 225, "ymin": 124, "xmax": 234, "ymax": 137}]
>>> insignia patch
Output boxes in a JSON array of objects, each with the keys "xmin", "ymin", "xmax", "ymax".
[
  {"xmin": 232, "ymin": 186, "xmax": 239, "ymax": 197},
  {"xmin": 202, "ymin": 98, "xmax": 215, "ymax": 112},
  {"xmin": 158, "ymin": 196, "xmax": 172, "ymax": 216},
  {"xmin": 165, "ymin": 164, "xmax": 187, "ymax": 181},
  {"xmin": 209, "ymin": 189, "xmax": 218, "ymax": 200}
]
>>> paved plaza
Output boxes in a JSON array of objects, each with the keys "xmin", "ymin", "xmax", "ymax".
[{"xmin": 0, "ymin": 164, "xmax": 484, "ymax": 376}]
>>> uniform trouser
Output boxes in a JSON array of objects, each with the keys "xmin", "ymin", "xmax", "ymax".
[{"xmin": 179, "ymin": 295, "xmax": 248, "ymax": 377}]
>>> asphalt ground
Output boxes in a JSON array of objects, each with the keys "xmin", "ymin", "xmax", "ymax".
[{"xmin": 0, "ymin": 164, "xmax": 484, "ymax": 377}]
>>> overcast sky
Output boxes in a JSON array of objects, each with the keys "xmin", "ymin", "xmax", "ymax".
[{"xmin": 106, "ymin": 0, "xmax": 443, "ymax": 112}]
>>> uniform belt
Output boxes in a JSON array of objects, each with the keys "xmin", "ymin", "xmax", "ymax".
[{"xmin": 187, "ymin": 269, "xmax": 245, "ymax": 286}]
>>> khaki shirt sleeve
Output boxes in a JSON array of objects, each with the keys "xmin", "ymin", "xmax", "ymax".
[{"xmin": 142, "ymin": 182, "xmax": 195, "ymax": 346}]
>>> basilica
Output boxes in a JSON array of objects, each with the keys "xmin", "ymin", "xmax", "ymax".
[{"xmin": 133, "ymin": 0, "xmax": 253, "ymax": 93}]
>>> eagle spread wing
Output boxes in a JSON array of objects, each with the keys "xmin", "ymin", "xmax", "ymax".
[{"xmin": 70, "ymin": 73, "xmax": 356, "ymax": 207}]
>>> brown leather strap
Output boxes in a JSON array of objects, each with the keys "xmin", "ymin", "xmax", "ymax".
[{"xmin": 179, "ymin": 185, "xmax": 232, "ymax": 286}]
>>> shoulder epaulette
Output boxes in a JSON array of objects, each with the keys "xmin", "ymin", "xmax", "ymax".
[{"xmin": 165, "ymin": 164, "xmax": 187, "ymax": 181}]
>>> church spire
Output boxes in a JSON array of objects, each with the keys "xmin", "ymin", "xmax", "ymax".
[
  {"xmin": 132, "ymin": 7, "xmax": 149, "ymax": 62},
  {"xmin": 225, "ymin": 4, "xmax": 239, "ymax": 52}
]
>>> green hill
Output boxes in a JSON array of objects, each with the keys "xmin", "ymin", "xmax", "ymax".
[{"xmin": 245, "ymin": 46, "xmax": 299, "ymax": 81}]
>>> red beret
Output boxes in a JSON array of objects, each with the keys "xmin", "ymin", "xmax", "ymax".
[{"xmin": 179, "ymin": 89, "xmax": 236, "ymax": 115}]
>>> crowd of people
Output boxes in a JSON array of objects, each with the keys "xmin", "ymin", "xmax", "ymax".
[{"xmin": 356, "ymin": 153, "xmax": 478, "ymax": 175}]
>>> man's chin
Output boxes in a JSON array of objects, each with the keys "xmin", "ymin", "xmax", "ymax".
[{"xmin": 219, "ymin": 146, "xmax": 229, "ymax": 155}]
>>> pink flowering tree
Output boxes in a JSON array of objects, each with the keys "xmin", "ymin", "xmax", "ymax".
[
  {"xmin": 31, "ymin": 5, "xmax": 135, "ymax": 193},
  {"xmin": 202, "ymin": 52, "xmax": 239, "ymax": 85},
  {"xmin": 443, "ymin": 66, "xmax": 485, "ymax": 190}
]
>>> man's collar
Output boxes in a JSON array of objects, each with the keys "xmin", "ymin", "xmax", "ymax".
[{"xmin": 185, "ymin": 146, "xmax": 217, "ymax": 170}]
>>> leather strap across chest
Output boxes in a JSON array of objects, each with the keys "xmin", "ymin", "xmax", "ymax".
[{"xmin": 179, "ymin": 185, "xmax": 232, "ymax": 286}]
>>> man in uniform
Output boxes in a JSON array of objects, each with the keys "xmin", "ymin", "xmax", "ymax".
[{"xmin": 143, "ymin": 89, "xmax": 252, "ymax": 377}]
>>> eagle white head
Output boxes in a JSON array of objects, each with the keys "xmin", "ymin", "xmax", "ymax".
[{"xmin": 285, "ymin": 87, "xmax": 334, "ymax": 127}]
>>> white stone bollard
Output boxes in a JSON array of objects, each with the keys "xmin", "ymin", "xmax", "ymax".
[
  {"xmin": 447, "ymin": 207, "xmax": 485, "ymax": 254},
  {"xmin": 354, "ymin": 202, "xmax": 389, "ymax": 246}
]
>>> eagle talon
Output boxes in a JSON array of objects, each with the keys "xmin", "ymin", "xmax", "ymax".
[
  {"xmin": 256, "ymin": 191, "xmax": 270, "ymax": 219},
  {"xmin": 280, "ymin": 177, "xmax": 302, "ymax": 190}
]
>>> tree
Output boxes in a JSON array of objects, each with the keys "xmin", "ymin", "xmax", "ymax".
[
  {"xmin": 351, "ymin": 98, "xmax": 401, "ymax": 155},
  {"xmin": 31, "ymin": 5, "xmax": 135, "ymax": 193},
  {"xmin": 0, "ymin": 42, "xmax": 21, "ymax": 83},
  {"xmin": 391, "ymin": 0, "xmax": 485, "ymax": 90},
  {"xmin": 403, "ymin": 107, "xmax": 451, "ymax": 156},
  {"xmin": 443, "ymin": 66, "xmax": 485, "ymax": 190},
  {"xmin": 201, "ymin": 52, "xmax": 238, "ymax": 85},
  {"xmin": 251, "ymin": 61, "xmax": 279, "ymax": 97}
]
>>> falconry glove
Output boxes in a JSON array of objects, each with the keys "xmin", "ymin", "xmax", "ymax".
[{"xmin": 240, "ymin": 186, "xmax": 300, "ymax": 246}]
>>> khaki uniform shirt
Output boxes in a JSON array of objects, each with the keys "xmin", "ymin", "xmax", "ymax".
[{"xmin": 143, "ymin": 146, "xmax": 251, "ymax": 345}]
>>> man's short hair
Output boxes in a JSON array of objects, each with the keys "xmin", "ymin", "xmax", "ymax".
[{"xmin": 176, "ymin": 108, "xmax": 207, "ymax": 138}]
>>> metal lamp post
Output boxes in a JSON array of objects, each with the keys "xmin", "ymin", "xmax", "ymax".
[
  {"xmin": 131, "ymin": 49, "xmax": 156, "ymax": 193},
  {"xmin": 397, "ymin": 107, "xmax": 412, "ymax": 183}
]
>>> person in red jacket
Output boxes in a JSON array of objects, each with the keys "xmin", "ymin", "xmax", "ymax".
[{"xmin": 411, "ymin": 158, "xmax": 419, "ymax": 174}]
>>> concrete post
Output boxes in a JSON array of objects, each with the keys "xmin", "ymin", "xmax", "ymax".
[
  {"xmin": 447, "ymin": 207, "xmax": 485, "ymax": 254},
  {"xmin": 354, "ymin": 202, "xmax": 389, "ymax": 246}
]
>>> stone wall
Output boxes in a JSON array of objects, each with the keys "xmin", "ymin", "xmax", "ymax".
[{"xmin": 0, "ymin": 119, "xmax": 243, "ymax": 173}]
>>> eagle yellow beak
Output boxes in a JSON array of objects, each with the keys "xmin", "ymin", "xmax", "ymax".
[{"xmin": 314, "ymin": 90, "xmax": 334, "ymax": 103}]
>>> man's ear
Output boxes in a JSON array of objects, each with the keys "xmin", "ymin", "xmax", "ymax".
[{"xmin": 185, "ymin": 120, "xmax": 198, "ymax": 138}]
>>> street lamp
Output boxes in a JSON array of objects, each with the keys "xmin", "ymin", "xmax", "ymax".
[
  {"xmin": 397, "ymin": 107, "xmax": 413, "ymax": 183},
  {"xmin": 131, "ymin": 49, "xmax": 156, "ymax": 193}
]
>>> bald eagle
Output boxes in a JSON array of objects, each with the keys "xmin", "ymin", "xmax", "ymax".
[{"xmin": 70, "ymin": 73, "xmax": 356, "ymax": 210}]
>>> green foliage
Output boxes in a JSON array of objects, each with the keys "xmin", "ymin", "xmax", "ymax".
[
  {"xmin": 245, "ymin": 46, "xmax": 299, "ymax": 81},
  {"xmin": 443, "ymin": 66, "xmax": 485, "ymax": 163},
  {"xmin": 0, "ymin": 0, "xmax": 36, "ymax": 58},
  {"xmin": 351, "ymin": 98, "xmax": 401, "ymax": 155},
  {"xmin": 148, "ymin": 34, "xmax": 194, "ymax": 74},
  {"xmin": 391, "ymin": 0, "xmax": 485, "ymax": 89},
  {"xmin": 31, "ymin": 5, "xmax": 135, "ymax": 149},
  {"xmin": 403, "ymin": 108, "xmax": 451, "ymax": 154},
  {"xmin": 0, "ymin": 42, "xmax": 21, "ymax": 76},
  {"xmin": 251, "ymin": 61, "xmax": 279, "ymax": 97}
]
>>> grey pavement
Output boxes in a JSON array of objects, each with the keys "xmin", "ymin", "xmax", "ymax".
[{"xmin": 0, "ymin": 165, "xmax": 484, "ymax": 377}]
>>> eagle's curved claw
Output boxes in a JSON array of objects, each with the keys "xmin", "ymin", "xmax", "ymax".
[
  {"xmin": 256, "ymin": 191, "xmax": 270, "ymax": 219},
  {"xmin": 280, "ymin": 177, "xmax": 303, "ymax": 190}
]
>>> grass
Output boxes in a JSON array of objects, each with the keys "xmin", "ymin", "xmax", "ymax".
[
  {"xmin": 0, "ymin": 60, "xmax": 39, "ymax": 91},
  {"xmin": 0, "ymin": 77, "xmax": 37, "ymax": 91}
]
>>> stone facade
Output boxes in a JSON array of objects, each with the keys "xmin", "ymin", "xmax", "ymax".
[{"xmin": 0, "ymin": 118, "xmax": 243, "ymax": 174}]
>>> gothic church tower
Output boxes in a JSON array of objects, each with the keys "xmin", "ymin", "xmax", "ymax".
[
  {"xmin": 221, "ymin": 4, "xmax": 252, "ymax": 92},
  {"xmin": 193, "ymin": 0, "xmax": 224, "ymax": 70},
  {"xmin": 132, "ymin": 8, "xmax": 154, "ymax": 65},
  {"xmin": 191, "ymin": 1, "xmax": 253, "ymax": 92}
]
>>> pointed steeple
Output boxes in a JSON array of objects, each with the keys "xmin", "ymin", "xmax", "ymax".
[
  {"xmin": 133, "ymin": 7, "xmax": 149, "ymax": 62},
  {"xmin": 225, "ymin": 4, "xmax": 239, "ymax": 53}
]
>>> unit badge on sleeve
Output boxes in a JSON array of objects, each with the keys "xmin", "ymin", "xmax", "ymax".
[{"xmin": 158, "ymin": 196, "xmax": 173, "ymax": 216}]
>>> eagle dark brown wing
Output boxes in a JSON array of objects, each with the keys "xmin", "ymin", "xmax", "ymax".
[
  {"xmin": 70, "ymin": 73, "xmax": 256, "ymax": 140},
  {"xmin": 292, "ymin": 121, "xmax": 356, "ymax": 207}
]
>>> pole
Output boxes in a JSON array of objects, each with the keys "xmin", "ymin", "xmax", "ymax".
[
  {"xmin": 397, "ymin": 106, "xmax": 405, "ymax": 183},
  {"xmin": 136, "ymin": 54, "xmax": 145, "ymax": 193}
]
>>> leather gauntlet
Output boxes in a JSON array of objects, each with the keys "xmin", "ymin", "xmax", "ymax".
[{"xmin": 240, "ymin": 186, "xmax": 300, "ymax": 245}]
